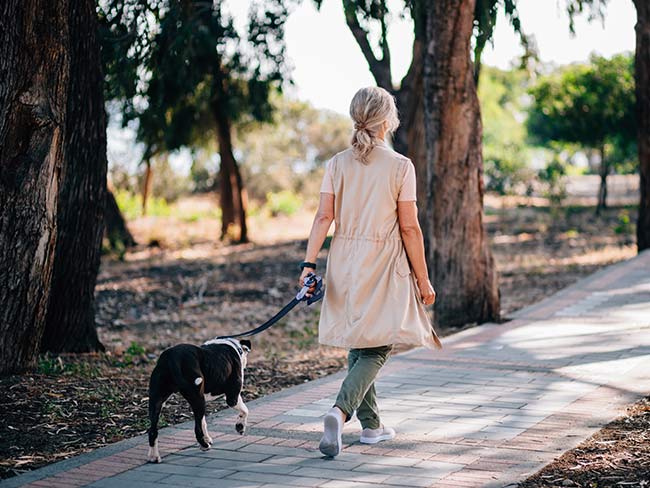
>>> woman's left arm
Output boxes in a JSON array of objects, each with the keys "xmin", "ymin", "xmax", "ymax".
[{"xmin": 299, "ymin": 192, "xmax": 335, "ymax": 286}]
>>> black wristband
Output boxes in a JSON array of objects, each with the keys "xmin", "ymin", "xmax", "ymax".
[{"xmin": 300, "ymin": 261, "xmax": 317, "ymax": 270}]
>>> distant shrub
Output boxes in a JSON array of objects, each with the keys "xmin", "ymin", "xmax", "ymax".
[
  {"xmin": 265, "ymin": 190, "xmax": 303, "ymax": 217},
  {"xmin": 114, "ymin": 190, "xmax": 171, "ymax": 219},
  {"xmin": 614, "ymin": 210, "xmax": 633, "ymax": 235},
  {"xmin": 538, "ymin": 158, "xmax": 567, "ymax": 206}
]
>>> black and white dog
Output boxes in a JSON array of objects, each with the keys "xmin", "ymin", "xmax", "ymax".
[{"xmin": 147, "ymin": 338, "xmax": 251, "ymax": 463}]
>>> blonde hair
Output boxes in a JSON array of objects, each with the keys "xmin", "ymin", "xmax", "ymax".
[{"xmin": 349, "ymin": 87, "xmax": 400, "ymax": 164}]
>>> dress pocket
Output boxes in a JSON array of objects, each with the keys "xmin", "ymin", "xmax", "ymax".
[{"xmin": 395, "ymin": 253, "xmax": 411, "ymax": 278}]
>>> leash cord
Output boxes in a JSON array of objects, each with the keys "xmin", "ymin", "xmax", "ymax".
[{"xmin": 216, "ymin": 273, "xmax": 324, "ymax": 339}]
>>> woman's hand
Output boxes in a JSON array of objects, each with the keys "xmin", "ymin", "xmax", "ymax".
[
  {"xmin": 298, "ymin": 267, "xmax": 317, "ymax": 297},
  {"xmin": 417, "ymin": 278, "xmax": 436, "ymax": 306}
]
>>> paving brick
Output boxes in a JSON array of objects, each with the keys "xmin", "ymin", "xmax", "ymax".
[
  {"xmin": 224, "ymin": 471, "xmax": 327, "ymax": 487},
  {"xmin": 291, "ymin": 467, "xmax": 389, "ymax": 484},
  {"xmin": 158, "ymin": 474, "xmax": 261, "ymax": 487}
]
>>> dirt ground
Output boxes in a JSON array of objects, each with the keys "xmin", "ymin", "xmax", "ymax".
[
  {"xmin": 520, "ymin": 396, "xmax": 650, "ymax": 488},
  {"xmin": 0, "ymin": 201, "xmax": 639, "ymax": 480}
]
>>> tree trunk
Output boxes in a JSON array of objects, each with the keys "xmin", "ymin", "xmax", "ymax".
[
  {"xmin": 105, "ymin": 190, "xmax": 136, "ymax": 249},
  {"xmin": 212, "ymin": 78, "xmax": 248, "ymax": 243},
  {"xmin": 41, "ymin": 0, "xmax": 107, "ymax": 354},
  {"xmin": 634, "ymin": 0, "xmax": 650, "ymax": 251},
  {"xmin": 596, "ymin": 144, "xmax": 608, "ymax": 215},
  {"xmin": 421, "ymin": 0, "xmax": 500, "ymax": 327},
  {"xmin": 0, "ymin": 0, "xmax": 69, "ymax": 373},
  {"xmin": 142, "ymin": 158, "xmax": 152, "ymax": 216}
]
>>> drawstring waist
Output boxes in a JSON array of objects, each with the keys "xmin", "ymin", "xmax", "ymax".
[{"xmin": 333, "ymin": 233, "xmax": 402, "ymax": 243}]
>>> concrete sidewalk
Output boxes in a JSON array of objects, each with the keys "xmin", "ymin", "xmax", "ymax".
[{"xmin": 5, "ymin": 251, "xmax": 650, "ymax": 488}]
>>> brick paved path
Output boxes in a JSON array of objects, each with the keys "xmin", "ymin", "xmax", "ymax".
[{"xmin": 5, "ymin": 251, "xmax": 650, "ymax": 488}]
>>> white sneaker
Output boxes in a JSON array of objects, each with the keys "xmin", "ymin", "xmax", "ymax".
[
  {"xmin": 360, "ymin": 425, "xmax": 396, "ymax": 444},
  {"xmin": 319, "ymin": 408, "xmax": 344, "ymax": 457}
]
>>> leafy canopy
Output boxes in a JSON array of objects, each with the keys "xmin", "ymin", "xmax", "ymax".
[
  {"xmin": 527, "ymin": 53, "xmax": 636, "ymax": 150},
  {"xmin": 99, "ymin": 0, "xmax": 292, "ymax": 157}
]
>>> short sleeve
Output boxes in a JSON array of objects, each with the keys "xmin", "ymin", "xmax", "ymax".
[
  {"xmin": 320, "ymin": 158, "xmax": 335, "ymax": 194},
  {"xmin": 397, "ymin": 161, "xmax": 417, "ymax": 201}
]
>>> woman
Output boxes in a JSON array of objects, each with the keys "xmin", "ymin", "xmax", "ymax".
[{"xmin": 298, "ymin": 86, "xmax": 442, "ymax": 458}]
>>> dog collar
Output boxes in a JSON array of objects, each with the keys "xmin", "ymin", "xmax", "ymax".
[{"xmin": 203, "ymin": 337, "xmax": 244, "ymax": 357}]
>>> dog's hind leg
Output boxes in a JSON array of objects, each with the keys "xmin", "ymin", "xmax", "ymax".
[
  {"xmin": 180, "ymin": 387, "xmax": 211, "ymax": 450},
  {"xmin": 201, "ymin": 416, "xmax": 213, "ymax": 445},
  {"xmin": 147, "ymin": 371, "xmax": 171, "ymax": 463}
]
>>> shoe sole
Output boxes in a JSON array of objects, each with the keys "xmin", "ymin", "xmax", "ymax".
[
  {"xmin": 359, "ymin": 433, "xmax": 395, "ymax": 444},
  {"xmin": 319, "ymin": 413, "xmax": 342, "ymax": 457}
]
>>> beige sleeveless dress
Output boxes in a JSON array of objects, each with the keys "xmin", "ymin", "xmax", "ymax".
[{"xmin": 317, "ymin": 142, "xmax": 442, "ymax": 350}]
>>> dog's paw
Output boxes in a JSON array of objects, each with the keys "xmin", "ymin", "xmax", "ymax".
[
  {"xmin": 236, "ymin": 423, "xmax": 246, "ymax": 435},
  {"xmin": 206, "ymin": 434, "xmax": 213, "ymax": 445},
  {"xmin": 198, "ymin": 437, "xmax": 211, "ymax": 451},
  {"xmin": 147, "ymin": 447, "xmax": 161, "ymax": 463}
]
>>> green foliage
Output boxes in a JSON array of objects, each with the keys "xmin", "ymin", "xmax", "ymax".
[
  {"xmin": 527, "ymin": 53, "xmax": 636, "ymax": 170},
  {"xmin": 99, "ymin": 0, "xmax": 291, "ymax": 156},
  {"xmin": 113, "ymin": 342, "xmax": 147, "ymax": 368},
  {"xmin": 473, "ymin": 0, "xmax": 536, "ymax": 79},
  {"xmin": 614, "ymin": 210, "xmax": 633, "ymax": 235},
  {"xmin": 114, "ymin": 190, "xmax": 171, "ymax": 219},
  {"xmin": 538, "ymin": 157, "xmax": 568, "ymax": 206},
  {"xmin": 235, "ymin": 96, "xmax": 350, "ymax": 203},
  {"xmin": 37, "ymin": 355, "xmax": 100, "ymax": 377},
  {"xmin": 265, "ymin": 190, "xmax": 303, "ymax": 217},
  {"xmin": 478, "ymin": 66, "xmax": 534, "ymax": 194}
]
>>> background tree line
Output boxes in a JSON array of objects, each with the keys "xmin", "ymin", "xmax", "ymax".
[{"xmin": 1, "ymin": 0, "xmax": 648, "ymax": 375}]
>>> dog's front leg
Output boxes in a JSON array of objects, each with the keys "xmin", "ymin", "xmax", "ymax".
[{"xmin": 232, "ymin": 395, "xmax": 249, "ymax": 435}]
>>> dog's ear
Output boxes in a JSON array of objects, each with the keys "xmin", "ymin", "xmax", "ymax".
[{"xmin": 240, "ymin": 339, "xmax": 252, "ymax": 352}]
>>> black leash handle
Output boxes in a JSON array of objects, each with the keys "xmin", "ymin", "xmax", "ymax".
[{"xmin": 217, "ymin": 273, "xmax": 324, "ymax": 339}]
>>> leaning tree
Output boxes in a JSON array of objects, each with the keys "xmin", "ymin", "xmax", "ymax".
[
  {"xmin": 100, "ymin": 0, "xmax": 291, "ymax": 243},
  {"xmin": 0, "ymin": 0, "xmax": 107, "ymax": 372}
]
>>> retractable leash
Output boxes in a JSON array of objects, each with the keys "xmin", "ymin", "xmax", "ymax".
[{"xmin": 216, "ymin": 272, "xmax": 324, "ymax": 340}]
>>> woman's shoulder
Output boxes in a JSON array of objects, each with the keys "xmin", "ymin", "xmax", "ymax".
[
  {"xmin": 373, "ymin": 144, "xmax": 413, "ymax": 173},
  {"xmin": 374, "ymin": 142, "xmax": 411, "ymax": 163}
]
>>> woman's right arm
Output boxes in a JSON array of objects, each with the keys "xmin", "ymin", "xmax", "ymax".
[{"xmin": 397, "ymin": 201, "xmax": 436, "ymax": 305}]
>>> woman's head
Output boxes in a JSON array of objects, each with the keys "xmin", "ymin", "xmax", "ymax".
[{"xmin": 349, "ymin": 86, "xmax": 400, "ymax": 164}]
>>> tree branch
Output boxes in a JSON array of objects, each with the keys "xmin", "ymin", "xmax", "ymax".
[{"xmin": 342, "ymin": 0, "xmax": 393, "ymax": 90}]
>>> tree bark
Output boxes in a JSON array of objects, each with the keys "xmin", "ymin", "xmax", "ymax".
[
  {"xmin": 212, "ymin": 70, "xmax": 248, "ymax": 243},
  {"xmin": 0, "ymin": 0, "xmax": 69, "ymax": 373},
  {"xmin": 105, "ymin": 190, "xmax": 136, "ymax": 249},
  {"xmin": 422, "ymin": 0, "xmax": 500, "ymax": 327},
  {"xmin": 142, "ymin": 158, "xmax": 152, "ymax": 216},
  {"xmin": 634, "ymin": 0, "xmax": 650, "ymax": 251},
  {"xmin": 214, "ymin": 112, "xmax": 249, "ymax": 243},
  {"xmin": 596, "ymin": 144, "xmax": 608, "ymax": 215},
  {"xmin": 41, "ymin": 0, "xmax": 107, "ymax": 354}
]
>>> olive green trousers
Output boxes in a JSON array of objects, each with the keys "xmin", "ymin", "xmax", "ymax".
[{"xmin": 334, "ymin": 345, "xmax": 393, "ymax": 430}]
